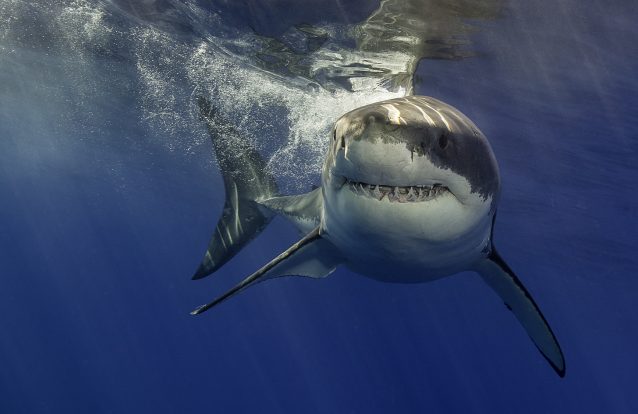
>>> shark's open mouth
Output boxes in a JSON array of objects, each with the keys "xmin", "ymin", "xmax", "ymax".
[{"xmin": 345, "ymin": 179, "xmax": 450, "ymax": 202}]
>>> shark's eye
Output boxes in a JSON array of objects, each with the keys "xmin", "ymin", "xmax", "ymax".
[
  {"xmin": 333, "ymin": 130, "xmax": 337, "ymax": 141},
  {"xmin": 438, "ymin": 133, "xmax": 449, "ymax": 149}
]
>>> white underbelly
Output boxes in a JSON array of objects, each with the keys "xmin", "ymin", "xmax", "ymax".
[{"xmin": 322, "ymin": 190, "xmax": 493, "ymax": 283}]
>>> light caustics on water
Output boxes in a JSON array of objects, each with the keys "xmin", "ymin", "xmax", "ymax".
[{"xmin": 0, "ymin": 0, "xmax": 504, "ymax": 191}]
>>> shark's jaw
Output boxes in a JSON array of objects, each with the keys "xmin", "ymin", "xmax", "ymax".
[
  {"xmin": 323, "ymin": 167, "xmax": 478, "ymax": 243},
  {"xmin": 322, "ymin": 172, "xmax": 493, "ymax": 280},
  {"xmin": 343, "ymin": 179, "xmax": 451, "ymax": 203},
  {"xmin": 320, "ymin": 161, "xmax": 493, "ymax": 283}
]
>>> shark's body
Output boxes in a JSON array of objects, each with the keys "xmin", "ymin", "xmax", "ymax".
[{"xmin": 192, "ymin": 96, "xmax": 565, "ymax": 377}]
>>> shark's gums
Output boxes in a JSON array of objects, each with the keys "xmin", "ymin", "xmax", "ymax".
[{"xmin": 190, "ymin": 95, "xmax": 565, "ymax": 377}]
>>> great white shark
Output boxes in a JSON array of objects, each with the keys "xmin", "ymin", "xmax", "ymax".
[{"xmin": 191, "ymin": 95, "xmax": 565, "ymax": 377}]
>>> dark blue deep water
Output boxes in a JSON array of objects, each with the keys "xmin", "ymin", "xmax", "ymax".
[{"xmin": 1, "ymin": 0, "xmax": 637, "ymax": 412}]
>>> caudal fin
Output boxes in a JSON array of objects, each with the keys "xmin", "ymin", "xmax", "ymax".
[{"xmin": 192, "ymin": 97, "xmax": 279, "ymax": 279}]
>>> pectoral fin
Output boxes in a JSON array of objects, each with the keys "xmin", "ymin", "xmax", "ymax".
[
  {"xmin": 191, "ymin": 227, "xmax": 343, "ymax": 315},
  {"xmin": 475, "ymin": 249, "xmax": 566, "ymax": 377}
]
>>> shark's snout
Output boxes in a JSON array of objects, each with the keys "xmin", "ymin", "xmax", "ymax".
[
  {"xmin": 325, "ymin": 96, "xmax": 500, "ymax": 206},
  {"xmin": 327, "ymin": 118, "xmax": 462, "ymax": 205}
]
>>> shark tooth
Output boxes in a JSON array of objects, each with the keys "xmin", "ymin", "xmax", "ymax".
[
  {"xmin": 407, "ymin": 187, "xmax": 416, "ymax": 202},
  {"xmin": 373, "ymin": 185, "xmax": 382, "ymax": 199}
]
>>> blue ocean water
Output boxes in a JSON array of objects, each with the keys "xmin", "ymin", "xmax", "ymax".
[{"xmin": 1, "ymin": 0, "xmax": 637, "ymax": 413}]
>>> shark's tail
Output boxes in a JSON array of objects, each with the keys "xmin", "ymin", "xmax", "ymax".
[{"xmin": 192, "ymin": 96, "xmax": 279, "ymax": 280}]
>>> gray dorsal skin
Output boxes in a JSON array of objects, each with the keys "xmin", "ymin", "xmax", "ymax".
[{"xmin": 192, "ymin": 95, "xmax": 565, "ymax": 377}]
